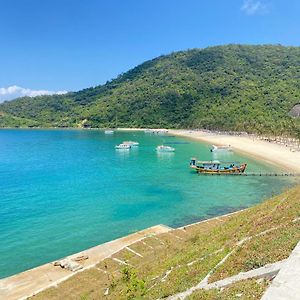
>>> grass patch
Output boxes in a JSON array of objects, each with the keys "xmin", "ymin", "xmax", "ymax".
[
  {"xmin": 187, "ymin": 278, "xmax": 271, "ymax": 300},
  {"xmin": 209, "ymin": 221, "xmax": 300, "ymax": 282}
]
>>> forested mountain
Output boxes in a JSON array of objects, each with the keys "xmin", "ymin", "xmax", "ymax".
[{"xmin": 1, "ymin": 45, "xmax": 300, "ymax": 136}]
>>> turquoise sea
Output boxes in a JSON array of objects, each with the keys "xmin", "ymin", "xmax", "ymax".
[{"xmin": 0, "ymin": 129, "xmax": 296, "ymax": 278}]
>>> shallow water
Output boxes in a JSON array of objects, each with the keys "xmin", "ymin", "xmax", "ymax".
[{"xmin": 0, "ymin": 129, "xmax": 296, "ymax": 278}]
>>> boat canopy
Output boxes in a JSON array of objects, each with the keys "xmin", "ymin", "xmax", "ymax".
[
  {"xmin": 197, "ymin": 160, "xmax": 221, "ymax": 164},
  {"xmin": 198, "ymin": 160, "xmax": 243, "ymax": 165}
]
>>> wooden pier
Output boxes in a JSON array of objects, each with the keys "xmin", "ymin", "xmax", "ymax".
[{"xmin": 201, "ymin": 173, "xmax": 300, "ymax": 177}]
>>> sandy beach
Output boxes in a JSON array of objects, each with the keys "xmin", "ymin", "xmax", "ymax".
[{"xmin": 169, "ymin": 129, "xmax": 300, "ymax": 173}]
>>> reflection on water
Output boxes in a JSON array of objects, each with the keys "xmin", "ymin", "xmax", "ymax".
[
  {"xmin": 115, "ymin": 148, "xmax": 130, "ymax": 158},
  {"xmin": 156, "ymin": 151, "xmax": 175, "ymax": 161}
]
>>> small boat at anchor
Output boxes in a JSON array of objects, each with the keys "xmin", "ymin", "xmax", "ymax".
[
  {"xmin": 145, "ymin": 129, "xmax": 168, "ymax": 135},
  {"xmin": 105, "ymin": 130, "xmax": 114, "ymax": 134},
  {"xmin": 210, "ymin": 145, "xmax": 232, "ymax": 152},
  {"xmin": 156, "ymin": 145, "xmax": 175, "ymax": 152},
  {"xmin": 123, "ymin": 141, "xmax": 139, "ymax": 146},
  {"xmin": 115, "ymin": 143, "xmax": 131, "ymax": 149},
  {"xmin": 189, "ymin": 158, "xmax": 247, "ymax": 174}
]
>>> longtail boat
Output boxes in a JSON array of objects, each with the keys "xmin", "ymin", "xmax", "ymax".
[{"xmin": 189, "ymin": 158, "xmax": 247, "ymax": 174}]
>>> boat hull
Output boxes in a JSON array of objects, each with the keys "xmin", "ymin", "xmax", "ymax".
[
  {"xmin": 193, "ymin": 163, "xmax": 247, "ymax": 174},
  {"xmin": 156, "ymin": 146, "xmax": 175, "ymax": 152},
  {"xmin": 210, "ymin": 145, "xmax": 232, "ymax": 152},
  {"xmin": 115, "ymin": 144, "xmax": 131, "ymax": 149}
]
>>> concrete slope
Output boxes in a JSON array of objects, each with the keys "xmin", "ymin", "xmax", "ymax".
[{"xmin": 262, "ymin": 241, "xmax": 300, "ymax": 300}]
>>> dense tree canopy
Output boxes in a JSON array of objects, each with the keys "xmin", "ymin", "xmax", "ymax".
[{"xmin": 1, "ymin": 45, "xmax": 299, "ymax": 136}]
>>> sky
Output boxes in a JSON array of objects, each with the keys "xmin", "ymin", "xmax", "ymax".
[{"xmin": 0, "ymin": 0, "xmax": 299, "ymax": 102}]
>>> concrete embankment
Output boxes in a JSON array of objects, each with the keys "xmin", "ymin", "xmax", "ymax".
[
  {"xmin": 0, "ymin": 225, "xmax": 171, "ymax": 300},
  {"xmin": 262, "ymin": 241, "xmax": 300, "ymax": 300}
]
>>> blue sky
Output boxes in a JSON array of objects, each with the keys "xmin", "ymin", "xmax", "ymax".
[{"xmin": 0, "ymin": 0, "xmax": 299, "ymax": 101}]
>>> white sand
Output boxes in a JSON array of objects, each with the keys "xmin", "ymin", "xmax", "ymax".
[{"xmin": 169, "ymin": 130, "xmax": 300, "ymax": 173}]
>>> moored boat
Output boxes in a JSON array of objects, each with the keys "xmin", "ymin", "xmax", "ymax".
[
  {"xmin": 123, "ymin": 141, "xmax": 139, "ymax": 146},
  {"xmin": 156, "ymin": 129, "xmax": 168, "ymax": 135},
  {"xmin": 210, "ymin": 145, "xmax": 232, "ymax": 152},
  {"xmin": 144, "ymin": 129, "xmax": 168, "ymax": 134},
  {"xmin": 105, "ymin": 130, "xmax": 114, "ymax": 134},
  {"xmin": 189, "ymin": 158, "xmax": 247, "ymax": 174},
  {"xmin": 115, "ymin": 143, "xmax": 131, "ymax": 149},
  {"xmin": 156, "ymin": 145, "xmax": 175, "ymax": 152}
]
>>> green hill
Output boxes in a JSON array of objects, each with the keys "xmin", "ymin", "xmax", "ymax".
[
  {"xmin": 0, "ymin": 111, "xmax": 38, "ymax": 128},
  {"xmin": 1, "ymin": 45, "xmax": 300, "ymax": 136}
]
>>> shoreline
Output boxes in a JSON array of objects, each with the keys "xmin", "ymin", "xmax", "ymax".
[
  {"xmin": 168, "ymin": 129, "xmax": 300, "ymax": 173},
  {"xmin": 1, "ymin": 127, "xmax": 299, "ymax": 299},
  {"xmin": 2, "ymin": 126, "xmax": 298, "ymax": 173},
  {"xmin": 0, "ymin": 225, "xmax": 172, "ymax": 300},
  {"xmin": 0, "ymin": 204, "xmax": 264, "ymax": 300}
]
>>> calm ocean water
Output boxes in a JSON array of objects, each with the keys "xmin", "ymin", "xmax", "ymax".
[{"xmin": 0, "ymin": 129, "xmax": 296, "ymax": 278}]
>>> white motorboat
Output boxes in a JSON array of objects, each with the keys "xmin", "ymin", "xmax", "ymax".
[
  {"xmin": 210, "ymin": 145, "xmax": 232, "ymax": 152},
  {"xmin": 115, "ymin": 143, "xmax": 131, "ymax": 149},
  {"xmin": 105, "ymin": 130, "xmax": 114, "ymax": 134},
  {"xmin": 123, "ymin": 141, "xmax": 139, "ymax": 146},
  {"xmin": 144, "ymin": 129, "xmax": 168, "ymax": 134},
  {"xmin": 156, "ymin": 145, "xmax": 175, "ymax": 152}
]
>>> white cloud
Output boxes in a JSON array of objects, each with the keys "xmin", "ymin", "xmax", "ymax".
[
  {"xmin": 0, "ymin": 85, "xmax": 68, "ymax": 103},
  {"xmin": 241, "ymin": 0, "xmax": 268, "ymax": 15}
]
